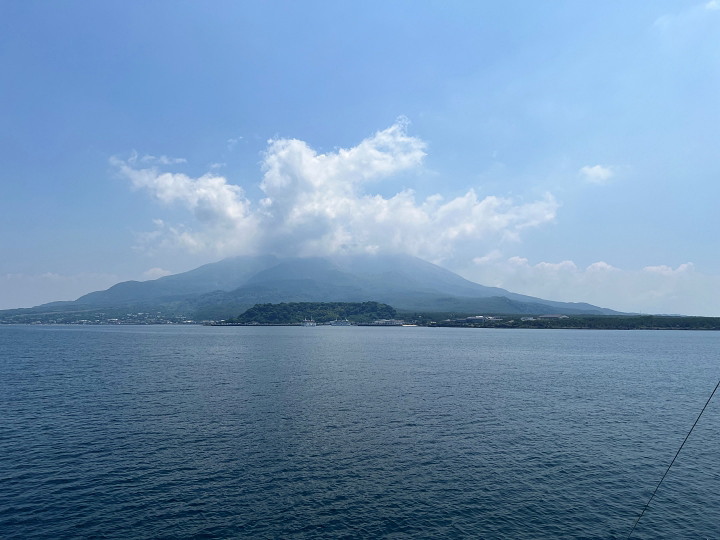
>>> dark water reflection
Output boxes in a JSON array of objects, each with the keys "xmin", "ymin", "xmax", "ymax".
[{"xmin": 1, "ymin": 325, "xmax": 718, "ymax": 538}]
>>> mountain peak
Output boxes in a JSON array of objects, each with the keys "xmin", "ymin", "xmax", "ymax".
[{"xmin": 64, "ymin": 253, "xmax": 620, "ymax": 317}]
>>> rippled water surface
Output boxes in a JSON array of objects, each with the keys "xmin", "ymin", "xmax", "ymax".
[{"xmin": 1, "ymin": 325, "xmax": 719, "ymax": 538}]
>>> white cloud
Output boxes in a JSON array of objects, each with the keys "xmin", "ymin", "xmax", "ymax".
[
  {"xmin": 142, "ymin": 267, "xmax": 173, "ymax": 280},
  {"xmin": 579, "ymin": 164, "xmax": 614, "ymax": 185},
  {"xmin": 128, "ymin": 152, "xmax": 187, "ymax": 166},
  {"xmin": 643, "ymin": 263, "xmax": 694, "ymax": 276},
  {"xmin": 115, "ymin": 120, "xmax": 558, "ymax": 262},
  {"xmin": 472, "ymin": 249, "xmax": 503, "ymax": 265},
  {"xmin": 113, "ymin": 156, "xmax": 259, "ymax": 255},
  {"xmin": 535, "ymin": 260, "xmax": 578, "ymax": 272},
  {"xmin": 705, "ymin": 0, "xmax": 719, "ymax": 11},
  {"xmin": 586, "ymin": 261, "xmax": 618, "ymax": 273},
  {"xmin": 466, "ymin": 255, "xmax": 719, "ymax": 315}
]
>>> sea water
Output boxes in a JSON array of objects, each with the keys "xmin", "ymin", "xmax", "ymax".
[{"xmin": 1, "ymin": 325, "xmax": 719, "ymax": 538}]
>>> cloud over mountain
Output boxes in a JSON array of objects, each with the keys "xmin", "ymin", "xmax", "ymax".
[
  {"xmin": 114, "ymin": 120, "xmax": 558, "ymax": 263},
  {"xmin": 468, "ymin": 255, "xmax": 720, "ymax": 315}
]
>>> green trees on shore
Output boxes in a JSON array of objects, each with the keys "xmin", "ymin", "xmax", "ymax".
[
  {"xmin": 433, "ymin": 315, "xmax": 720, "ymax": 330},
  {"xmin": 226, "ymin": 301, "xmax": 397, "ymax": 324}
]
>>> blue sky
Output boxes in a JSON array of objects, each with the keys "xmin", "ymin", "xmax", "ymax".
[{"xmin": 2, "ymin": 1, "xmax": 719, "ymax": 315}]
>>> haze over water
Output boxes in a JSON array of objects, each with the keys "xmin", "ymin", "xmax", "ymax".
[{"xmin": 2, "ymin": 325, "xmax": 719, "ymax": 538}]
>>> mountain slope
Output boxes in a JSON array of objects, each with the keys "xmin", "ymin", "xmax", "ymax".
[
  {"xmin": 186, "ymin": 254, "xmax": 619, "ymax": 316},
  {"xmin": 76, "ymin": 255, "xmax": 280, "ymax": 305},
  {"xmin": 5, "ymin": 253, "xmax": 622, "ymax": 320}
]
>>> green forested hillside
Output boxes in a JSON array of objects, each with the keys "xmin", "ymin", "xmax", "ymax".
[{"xmin": 228, "ymin": 301, "xmax": 397, "ymax": 324}]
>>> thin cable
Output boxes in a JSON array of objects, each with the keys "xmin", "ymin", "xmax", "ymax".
[{"xmin": 627, "ymin": 378, "xmax": 720, "ymax": 539}]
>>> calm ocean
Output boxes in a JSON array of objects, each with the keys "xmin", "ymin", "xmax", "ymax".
[{"xmin": 1, "ymin": 325, "xmax": 718, "ymax": 539}]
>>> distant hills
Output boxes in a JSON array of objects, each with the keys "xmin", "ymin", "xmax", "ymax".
[{"xmin": 0, "ymin": 253, "xmax": 622, "ymax": 323}]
